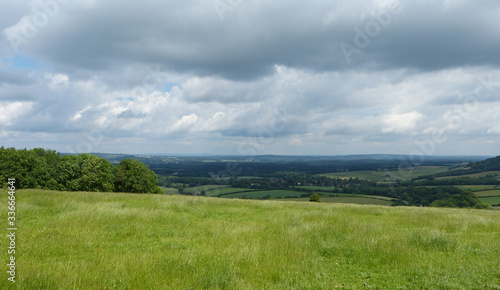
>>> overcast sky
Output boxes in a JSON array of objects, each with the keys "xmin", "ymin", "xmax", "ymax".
[{"xmin": 1, "ymin": 0, "xmax": 500, "ymax": 156}]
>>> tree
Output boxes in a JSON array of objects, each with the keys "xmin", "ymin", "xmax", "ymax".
[
  {"xmin": 57, "ymin": 155, "xmax": 84, "ymax": 191},
  {"xmin": 309, "ymin": 193, "xmax": 321, "ymax": 203},
  {"xmin": 114, "ymin": 159, "xmax": 162, "ymax": 194},
  {"xmin": 78, "ymin": 154, "xmax": 115, "ymax": 192}
]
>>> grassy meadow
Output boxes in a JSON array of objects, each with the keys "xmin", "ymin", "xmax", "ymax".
[
  {"xmin": 480, "ymin": 196, "xmax": 500, "ymax": 206},
  {"xmin": 205, "ymin": 187, "xmax": 258, "ymax": 197},
  {"xmin": 319, "ymin": 166, "xmax": 449, "ymax": 182},
  {"xmin": 475, "ymin": 190, "xmax": 500, "ymax": 197},
  {"xmin": 2, "ymin": 189, "xmax": 500, "ymax": 289},
  {"xmin": 283, "ymin": 196, "xmax": 393, "ymax": 206},
  {"xmin": 456, "ymin": 185, "xmax": 500, "ymax": 192},
  {"xmin": 437, "ymin": 171, "xmax": 500, "ymax": 180}
]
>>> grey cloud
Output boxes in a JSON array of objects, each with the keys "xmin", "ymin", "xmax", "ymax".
[
  {"xmin": 2, "ymin": 0, "xmax": 500, "ymax": 155},
  {"xmin": 117, "ymin": 110, "xmax": 148, "ymax": 119},
  {"xmin": 6, "ymin": 0, "xmax": 497, "ymax": 81}
]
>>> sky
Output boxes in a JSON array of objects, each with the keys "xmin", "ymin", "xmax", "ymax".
[{"xmin": 1, "ymin": 0, "xmax": 500, "ymax": 156}]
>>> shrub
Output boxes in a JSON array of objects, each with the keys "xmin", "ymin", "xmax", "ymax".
[
  {"xmin": 473, "ymin": 203, "xmax": 492, "ymax": 210},
  {"xmin": 309, "ymin": 193, "xmax": 320, "ymax": 203}
]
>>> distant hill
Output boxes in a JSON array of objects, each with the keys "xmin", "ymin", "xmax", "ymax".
[
  {"xmin": 421, "ymin": 155, "xmax": 500, "ymax": 179},
  {"xmin": 470, "ymin": 155, "xmax": 500, "ymax": 171}
]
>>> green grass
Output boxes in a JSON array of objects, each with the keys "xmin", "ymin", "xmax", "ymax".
[
  {"xmin": 224, "ymin": 190, "xmax": 303, "ymax": 199},
  {"xmin": 320, "ymin": 166, "xmax": 450, "ymax": 182},
  {"xmin": 437, "ymin": 171, "xmax": 500, "ymax": 180},
  {"xmin": 456, "ymin": 185, "xmax": 500, "ymax": 192},
  {"xmin": 474, "ymin": 190, "xmax": 500, "ymax": 197},
  {"xmin": 205, "ymin": 187, "xmax": 257, "ymax": 196},
  {"xmin": 183, "ymin": 185, "xmax": 229, "ymax": 195},
  {"xmin": 480, "ymin": 196, "xmax": 500, "ymax": 206},
  {"xmin": 160, "ymin": 187, "xmax": 179, "ymax": 195},
  {"xmin": 320, "ymin": 171, "xmax": 389, "ymax": 181},
  {"xmin": 293, "ymin": 186, "xmax": 339, "ymax": 192},
  {"xmin": 2, "ymin": 189, "xmax": 500, "ymax": 289},
  {"xmin": 283, "ymin": 196, "xmax": 393, "ymax": 206}
]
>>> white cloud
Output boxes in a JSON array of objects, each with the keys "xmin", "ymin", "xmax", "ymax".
[
  {"xmin": 1, "ymin": 0, "xmax": 500, "ymax": 155},
  {"xmin": 0, "ymin": 101, "xmax": 34, "ymax": 126},
  {"xmin": 46, "ymin": 73, "xmax": 69, "ymax": 89},
  {"xmin": 166, "ymin": 113, "xmax": 199, "ymax": 134},
  {"xmin": 381, "ymin": 111, "xmax": 424, "ymax": 133}
]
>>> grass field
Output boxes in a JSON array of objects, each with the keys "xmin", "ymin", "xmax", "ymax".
[
  {"xmin": 474, "ymin": 190, "xmax": 500, "ymax": 197},
  {"xmin": 437, "ymin": 171, "xmax": 500, "ymax": 180},
  {"xmin": 456, "ymin": 185, "xmax": 500, "ymax": 192},
  {"xmin": 160, "ymin": 187, "xmax": 179, "ymax": 195},
  {"xmin": 293, "ymin": 186, "xmax": 339, "ymax": 192},
  {"xmin": 3, "ymin": 189, "xmax": 500, "ymax": 289},
  {"xmin": 223, "ymin": 190, "xmax": 303, "ymax": 199},
  {"xmin": 320, "ymin": 166, "xmax": 449, "ymax": 182},
  {"xmin": 183, "ymin": 185, "xmax": 229, "ymax": 195},
  {"xmin": 480, "ymin": 196, "xmax": 500, "ymax": 206},
  {"xmin": 283, "ymin": 196, "xmax": 393, "ymax": 206},
  {"xmin": 205, "ymin": 187, "xmax": 258, "ymax": 196}
]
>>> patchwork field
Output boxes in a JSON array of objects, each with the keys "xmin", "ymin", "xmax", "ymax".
[
  {"xmin": 293, "ymin": 186, "xmax": 339, "ymax": 192},
  {"xmin": 456, "ymin": 185, "xmax": 500, "ymax": 192},
  {"xmin": 205, "ymin": 187, "xmax": 258, "ymax": 196},
  {"xmin": 223, "ymin": 190, "xmax": 303, "ymax": 199},
  {"xmin": 320, "ymin": 166, "xmax": 450, "ymax": 182},
  {"xmin": 437, "ymin": 171, "xmax": 500, "ymax": 180},
  {"xmin": 480, "ymin": 196, "xmax": 500, "ymax": 206},
  {"xmin": 4, "ymin": 189, "xmax": 499, "ymax": 289},
  {"xmin": 183, "ymin": 185, "xmax": 229, "ymax": 195},
  {"xmin": 474, "ymin": 190, "xmax": 500, "ymax": 197},
  {"xmin": 160, "ymin": 187, "xmax": 179, "ymax": 195}
]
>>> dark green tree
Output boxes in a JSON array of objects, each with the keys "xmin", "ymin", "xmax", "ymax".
[
  {"xmin": 77, "ymin": 154, "xmax": 115, "ymax": 192},
  {"xmin": 309, "ymin": 193, "xmax": 321, "ymax": 203},
  {"xmin": 114, "ymin": 159, "xmax": 162, "ymax": 193},
  {"xmin": 57, "ymin": 155, "xmax": 84, "ymax": 191}
]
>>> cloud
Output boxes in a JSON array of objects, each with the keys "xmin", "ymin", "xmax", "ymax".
[
  {"xmin": 381, "ymin": 111, "xmax": 424, "ymax": 133},
  {"xmin": 1, "ymin": 0, "xmax": 500, "ymax": 155}
]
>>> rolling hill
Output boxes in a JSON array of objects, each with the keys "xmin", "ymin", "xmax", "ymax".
[{"xmin": 4, "ymin": 189, "xmax": 499, "ymax": 288}]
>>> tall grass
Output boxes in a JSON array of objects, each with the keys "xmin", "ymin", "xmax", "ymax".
[{"xmin": 2, "ymin": 189, "xmax": 499, "ymax": 289}]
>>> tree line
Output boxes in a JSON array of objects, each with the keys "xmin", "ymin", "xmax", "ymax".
[{"xmin": 0, "ymin": 147, "xmax": 162, "ymax": 194}]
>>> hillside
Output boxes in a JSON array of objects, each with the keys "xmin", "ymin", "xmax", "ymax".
[
  {"xmin": 429, "ymin": 155, "xmax": 500, "ymax": 178},
  {"xmin": 4, "ymin": 189, "xmax": 500, "ymax": 289},
  {"xmin": 470, "ymin": 155, "xmax": 500, "ymax": 171}
]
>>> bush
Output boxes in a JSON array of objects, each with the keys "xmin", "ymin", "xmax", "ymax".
[
  {"xmin": 473, "ymin": 203, "xmax": 492, "ymax": 210},
  {"xmin": 115, "ymin": 159, "xmax": 162, "ymax": 194},
  {"xmin": 309, "ymin": 193, "xmax": 320, "ymax": 203}
]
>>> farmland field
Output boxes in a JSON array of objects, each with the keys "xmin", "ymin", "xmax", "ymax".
[
  {"xmin": 474, "ymin": 190, "xmax": 500, "ymax": 197},
  {"xmin": 283, "ymin": 196, "xmax": 393, "ymax": 206},
  {"xmin": 437, "ymin": 171, "xmax": 500, "ymax": 180},
  {"xmin": 4, "ymin": 189, "xmax": 499, "ymax": 289},
  {"xmin": 319, "ymin": 166, "xmax": 450, "ymax": 182},
  {"xmin": 223, "ymin": 190, "xmax": 303, "ymax": 199},
  {"xmin": 293, "ymin": 186, "xmax": 339, "ymax": 192},
  {"xmin": 205, "ymin": 187, "xmax": 257, "ymax": 196},
  {"xmin": 160, "ymin": 186, "xmax": 179, "ymax": 194},
  {"xmin": 183, "ymin": 185, "xmax": 229, "ymax": 195},
  {"xmin": 480, "ymin": 196, "xmax": 500, "ymax": 205},
  {"xmin": 160, "ymin": 187, "xmax": 179, "ymax": 195},
  {"xmin": 456, "ymin": 185, "xmax": 500, "ymax": 192}
]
